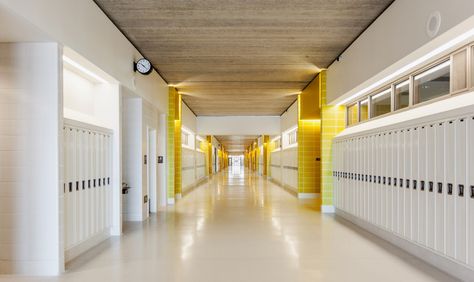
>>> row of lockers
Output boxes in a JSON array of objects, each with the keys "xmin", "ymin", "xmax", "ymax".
[
  {"xmin": 64, "ymin": 123, "xmax": 113, "ymax": 252},
  {"xmin": 332, "ymin": 115, "xmax": 474, "ymax": 269}
]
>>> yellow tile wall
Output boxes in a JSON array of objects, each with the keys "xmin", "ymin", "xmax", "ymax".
[{"xmin": 320, "ymin": 71, "xmax": 346, "ymax": 206}]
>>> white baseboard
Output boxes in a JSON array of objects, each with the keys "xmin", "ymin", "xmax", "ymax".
[
  {"xmin": 297, "ymin": 193, "xmax": 319, "ymax": 199},
  {"xmin": 65, "ymin": 229, "xmax": 110, "ymax": 263},
  {"xmin": 0, "ymin": 259, "xmax": 61, "ymax": 275},
  {"xmin": 321, "ymin": 205, "xmax": 335, "ymax": 213},
  {"xmin": 336, "ymin": 209, "xmax": 474, "ymax": 281}
]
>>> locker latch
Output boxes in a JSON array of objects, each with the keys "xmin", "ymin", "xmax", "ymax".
[
  {"xmin": 69, "ymin": 182, "xmax": 72, "ymax": 192},
  {"xmin": 458, "ymin": 184, "xmax": 464, "ymax": 197},
  {"xmin": 437, "ymin": 182, "xmax": 443, "ymax": 194},
  {"xmin": 399, "ymin": 178, "xmax": 403, "ymax": 188},
  {"xmin": 421, "ymin": 181, "xmax": 425, "ymax": 191},
  {"xmin": 370, "ymin": 175, "xmax": 372, "ymax": 182},
  {"xmin": 413, "ymin": 180, "xmax": 417, "ymax": 190},
  {"xmin": 378, "ymin": 176, "xmax": 381, "ymax": 184},
  {"xmin": 447, "ymin": 183, "xmax": 453, "ymax": 195},
  {"xmin": 471, "ymin": 186, "xmax": 474, "ymax": 198},
  {"xmin": 388, "ymin": 177, "xmax": 391, "ymax": 185},
  {"xmin": 429, "ymin": 181, "xmax": 434, "ymax": 192},
  {"xmin": 383, "ymin": 177, "xmax": 386, "ymax": 185},
  {"xmin": 394, "ymin": 178, "xmax": 397, "ymax": 186},
  {"xmin": 406, "ymin": 179, "xmax": 410, "ymax": 189}
]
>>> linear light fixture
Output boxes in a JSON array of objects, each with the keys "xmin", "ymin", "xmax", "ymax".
[
  {"xmin": 63, "ymin": 56, "xmax": 108, "ymax": 84},
  {"xmin": 336, "ymin": 26, "xmax": 474, "ymax": 106}
]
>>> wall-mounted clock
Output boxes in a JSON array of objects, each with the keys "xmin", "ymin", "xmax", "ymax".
[{"xmin": 134, "ymin": 58, "xmax": 153, "ymax": 75}]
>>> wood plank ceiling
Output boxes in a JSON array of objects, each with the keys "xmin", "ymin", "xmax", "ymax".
[
  {"xmin": 94, "ymin": 0, "xmax": 393, "ymax": 116},
  {"xmin": 214, "ymin": 135, "xmax": 260, "ymax": 154}
]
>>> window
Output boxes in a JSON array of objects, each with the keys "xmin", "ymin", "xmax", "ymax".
[
  {"xmin": 371, "ymin": 88, "xmax": 391, "ymax": 117},
  {"xmin": 347, "ymin": 103, "xmax": 358, "ymax": 126},
  {"xmin": 452, "ymin": 49, "xmax": 467, "ymax": 92},
  {"xmin": 395, "ymin": 80, "xmax": 409, "ymax": 110},
  {"xmin": 360, "ymin": 99, "xmax": 369, "ymax": 122},
  {"xmin": 288, "ymin": 129, "xmax": 297, "ymax": 145},
  {"xmin": 273, "ymin": 138, "xmax": 281, "ymax": 150},
  {"xmin": 414, "ymin": 60, "xmax": 451, "ymax": 104},
  {"xmin": 181, "ymin": 132, "xmax": 189, "ymax": 146}
]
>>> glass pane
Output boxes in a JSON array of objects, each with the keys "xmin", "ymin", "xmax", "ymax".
[
  {"xmin": 452, "ymin": 50, "xmax": 467, "ymax": 91},
  {"xmin": 360, "ymin": 99, "xmax": 369, "ymax": 122},
  {"xmin": 347, "ymin": 104, "xmax": 358, "ymax": 126},
  {"xmin": 395, "ymin": 80, "xmax": 409, "ymax": 110},
  {"xmin": 414, "ymin": 60, "xmax": 451, "ymax": 104},
  {"xmin": 371, "ymin": 89, "xmax": 391, "ymax": 117}
]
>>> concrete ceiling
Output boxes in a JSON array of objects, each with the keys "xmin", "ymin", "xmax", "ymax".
[
  {"xmin": 95, "ymin": 0, "xmax": 393, "ymax": 116},
  {"xmin": 214, "ymin": 135, "xmax": 259, "ymax": 154}
]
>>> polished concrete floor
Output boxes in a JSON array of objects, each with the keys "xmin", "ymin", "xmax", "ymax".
[{"xmin": 1, "ymin": 167, "xmax": 457, "ymax": 282}]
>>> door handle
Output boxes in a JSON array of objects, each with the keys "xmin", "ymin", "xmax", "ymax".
[
  {"xmin": 429, "ymin": 181, "xmax": 434, "ymax": 192},
  {"xmin": 448, "ymin": 183, "xmax": 453, "ymax": 195},
  {"xmin": 421, "ymin": 181, "xmax": 425, "ymax": 191},
  {"xmin": 437, "ymin": 182, "xmax": 443, "ymax": 194}
]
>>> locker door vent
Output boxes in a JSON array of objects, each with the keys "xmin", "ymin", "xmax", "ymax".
[{"xmin": 447, "ymin": 183, "xmax": 453, "ymax": 195}]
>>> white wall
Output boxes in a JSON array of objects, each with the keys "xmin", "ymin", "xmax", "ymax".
[
  {"xmin": 122, "ymin": 97, "xmax": 142, "ymax": 221},
  {"xmin": 0, "ymin": 42, "xmax": 61, "ymax": 275},
  {"xmin": 142, "ymin": 100, "xmax": 159, "ymax": 216},
  {"xmin": 327, "ymin": 0, "xmax": 474, "ymax": 103},
  {"xmin": 182, "ymin": 102, "xmax": 197, "ymax": 133},
  {"xmin": 197, "ymin": 116, "xmax": 280, "ymax": 135},
  {"xmin": 280, "ymin": 102, "xmax": 298, "ymax": 132},
  {"xmin": 0, "ymin": 0, "xmax": 169, "ymax": 113}
]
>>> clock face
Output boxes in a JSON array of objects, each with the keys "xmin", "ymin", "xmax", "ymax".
[{"xmin": 136, "ymin": 58, "xmax": 152, "ymax": 75}]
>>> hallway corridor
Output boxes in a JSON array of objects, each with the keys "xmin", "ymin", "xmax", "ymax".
[{"xmin": 1, "ymin": 167, "xmax": 456, "ymax": 282}]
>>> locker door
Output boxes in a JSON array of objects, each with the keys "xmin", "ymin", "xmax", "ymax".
[
  {"xmin": 412, "ymin": 127, "xmax": 419, "ymax": 242},
  {"xmin": 427, "ymin": 124, "xmax": 436, "ymax": 249},
  {"xmin": 370, "ymin": 135, "xmax": 375, "ymax": 224},
  {"xmin": 380, "ymin": 133, "xmax": 386, "ymax": 228},
  {"xmin": 84, "ymin": 130, "xmax": 90, "ymax": 239},
  {"xmin": 418, "ymin": 125, "xmax": 427, "ymax": 246},
  {"xmin": 99, "ymin": 133, "xmax": 105, "ymax": 232},
  {"xmin": 65, "ymin": 127, "xmax": 72, "ymax": 249},
  {"xmin": 334, "ymin": 142, "xmax": 338, "ymax": 209},
  {"xmin": 93, "ymin": 132, "xmax": 98, "ymax": 235},
  {"xmin": 364, "ymin": 136, "xmax": 368, "ymax": 222},
  {"xmin": 455, "ymin": 118, "xmax": 467, "ymax": 263},
  {"xmin": 398, "ymin": 130, "xmax": 405, "ymax": 236},
  {"xmin": 387, "ymin": 132, "xmax": 393, "ymax": 231},
  {"xmin": 404, "ymin": 128, "xmax": 412, "ymax": 239},
  {"xmin": 468, "ymin": 116, "xmax": 474, "ymax": 268},
  {"xmin": 435, "ymin": 122, "xmax": 445, "ymax": 254},
  {"xmin": 376, "ymin": 134, "xmax": 381, "ymax": 227},
  {"xmin": 77, "ymin": 129, "xmax": 84, "ymax": 243},
  {"xmin": 445, "ymin": 120, "xmax": 455, "ymax": 258},
  {"xmin": 392, "ymin": 131, "xmax": 399, "ymax": 234}
]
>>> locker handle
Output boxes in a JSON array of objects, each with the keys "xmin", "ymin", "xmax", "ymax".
[
  {"xmin": 394, "ymin": 178, "xmax": 397, "ymax": 186},
  {"xmin": 437, "ymin": 182, "xmax": 443, "ymax": 194},
  {"xmin": 82, "ymin": 180, "xmax": 85, "ymax": 190},
  {"xmin": 429, "ymin": 181, "xmax": 434, "ymax": 192},
  {"xmin": 383, "ymin": 177, "xmax": 386, "ymax": 185},
  {"xmin": 458, "ymin": 185, "xmax": 464, "ymax": 197},
  {"xmin": 378, "ymin": 176, "xmax": 381, "ymax": 184},
  {"xmin": 88, "ymin": 180, "xmax": 91, "ymax": 189},
  {"xmin": 69, "ymin": 182, "xmax": 72, "ymax": 193},
  {"xmin": 76, "ymin": 181, "xmax": 79, "ymax": 191},
  {"xmin": 413, "ymin": 180, "xmax": 417, "ymax": 190},
  {"xmin": 94, "ymin": 179, "xmax": 96, "ymax": 188},
  {"xmin": 99, "ymin": 178, "xmax": 101, "ymax": 187},
  {"xmin": 388, "ymin": 177, "xmax": 391, "ymax": 186},
  {"xmin": 406, "ymin": 179, "xmax": 410, "ymax": 189},
  {"xmin": 108, "ymin": 177, "xmax": 110, "ymax": 185},
  {"xmin": 103, "ymin": 177, "xmax": 106, "ymax": 186},
  {"xmin": 421, "ymin": 181, "xmax": 425, "ymax": 191},
  {"xmin": 447, "ymin": 183, "xmax": 453, "ymax": 195},
  {"xmin": 471, "ymin": 186, "xmax": 474, "ymax": 198},
  {"xmin": 365, "ymin": 175, "xmax": 368, "ymax": 182},
  {"xmin": 399, "ymin": 178, "xmax": 403, "ymax": 188},
  {"xmin": 370, "ymin": 175, "xmax": 372, "ymax": 182}
]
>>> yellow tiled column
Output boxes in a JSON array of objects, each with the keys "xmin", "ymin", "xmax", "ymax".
[
  {"xmin": 206, "ymin": 136, "xmax": 213, "ymax": 175},
  {"xmin": 167, "ymin": 87, "xmax": 182, "ymax": 202},
  {"xmin": 297, "ymin": 73, "xmax": 322, "ymax": 203},
  {"xmin": 263, "ymin": 135, "xmax": 269, "ymax": 176},
  {"xmin": 320, "ymin": 71, "xmax": 346, "ymax": 212}
]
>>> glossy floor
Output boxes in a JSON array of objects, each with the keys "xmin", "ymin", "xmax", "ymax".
[{"xmin": 1, "ymin": 167, "xmax": 457, "ymax": 282}]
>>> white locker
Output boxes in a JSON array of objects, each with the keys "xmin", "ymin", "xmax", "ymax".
[
  {"xmin": 455, "ymin": 118, "xmax": 467, "ymax": 263},
  {"xmin": 445, "ymin": 120, "xmax": 456, "ymax": 258},
  {"xmin": 398, "ymin": 130, "xmax": 405, "ymax": 236},
  {"xmin": 404, "ymin": 128, "xmax": 412, "ymax": 239},
  {"xmin": 435, "ymin": 122, "xmax": 445, "ymax": 254},
  {"xmin": 381, "ymin": 133, "xmax": 386, "ymax": 228},
  {"xmin": 387, "ymin": 132, "xmax": 393, "ymax": 232},
  {"xmin": 65, "ymin": 127, "xmax": 73, "ymax": 249},
  {"xmin": 418, "ymin": 125, "xmax": 427, "ymax": 246},
  {"xmin": 376, "ymin": 134, "xmax": 381, "ymax": 227},
  {"xmin": 427, "ymin": 124, "xmax": 436, "ymax": 249},
  {"xmin": 370, "ymin": 135, "xmax": 375, "ymax": 224},
  {"xmin": 468, "ymin": 116, "xmax": 474, "ymax": 268},
  {"xmin": 411, "ymin": 127, "xmax": 419, "ymax": 242},
  {"xmin": 393, "ymin": 131, "xmax": 400, "ymax": 234}
]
